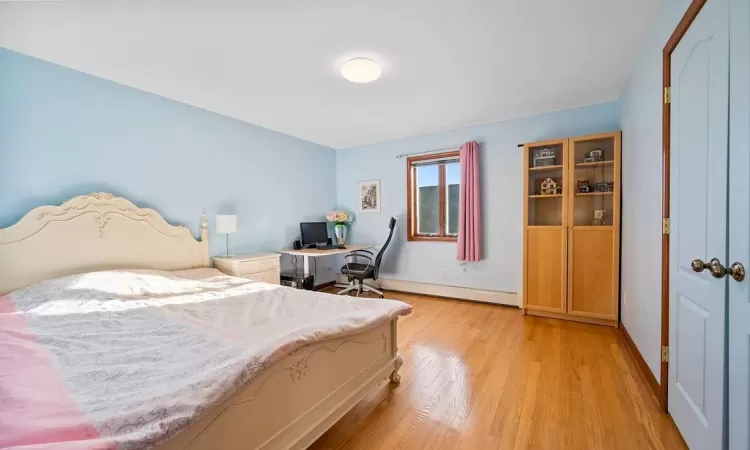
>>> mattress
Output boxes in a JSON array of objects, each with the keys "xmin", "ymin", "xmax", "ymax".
[{"xmin": 0, "ymin": 268, "xmax": 411, "ymax": 449}]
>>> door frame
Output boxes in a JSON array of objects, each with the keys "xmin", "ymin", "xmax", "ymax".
[{"xmin": 660, "ymin": 0, "xmax": 709, "ymax": 413}]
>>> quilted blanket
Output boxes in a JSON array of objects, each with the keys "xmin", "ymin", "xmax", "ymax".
[{"xmin": 0, "ymin": 269, "xmax": 411, "ymax": 449}]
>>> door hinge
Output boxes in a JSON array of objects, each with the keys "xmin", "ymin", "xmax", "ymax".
[
  {"xmin": 664, "ymin": 86, "xmax": 671, "ymax": 104},
  {"xmin": 662, "ymin": 345, "xmax": 670, "ymax": 363},
  {"xmin": 662, "ymin": 218, "xmax": 671, "ymax": 235}
]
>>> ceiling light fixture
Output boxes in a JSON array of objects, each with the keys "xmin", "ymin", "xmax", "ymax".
[{"xmin": 341, "ymin": 58, "xmax": 382, "ymax": 83}]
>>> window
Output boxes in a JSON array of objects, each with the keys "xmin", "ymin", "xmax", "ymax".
[{"xmin": 406, "ymin": 151, "xmax": 460, "ymax": 241}]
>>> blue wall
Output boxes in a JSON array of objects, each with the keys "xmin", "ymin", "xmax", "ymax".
[
  {"xmin": 619, "ymin": 0, "xmax": 750, "ymax": 380},
  {"xmin": 336, "ymin": 103, "xmax": 619, "ymax": 298},
  {"xmin": 618, "ymin": 0, "xmax": 692, "ymax": 379},
  {"xmin": 0, "ymin": 48, "xmax": 337, "ymax": 281}
]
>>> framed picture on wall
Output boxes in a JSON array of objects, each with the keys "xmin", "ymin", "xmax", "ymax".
[{"xmin": 358, "ymin": 180, "xmax": 381, "ymax": 213}]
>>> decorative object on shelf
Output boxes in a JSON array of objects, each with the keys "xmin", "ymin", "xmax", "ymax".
[
  {"xmin": 577, "ymin": 180, "xmax": 591, "ymax": 193},
  {"xmin": 583, "ymin": 148, "xmax": 604, "ymax": 163},
  {"xmin": 591, "ymin": 181, "xmax": 615, "ymax": 192},
  {"xmin": 533, "ymin": 148, "xmax": 557, "ymax": 167},
  {"xmin": 540, "ymin": 177, "xmax": 559, "ymax": 195},
  {"xmin": 592, "ymin": 209, "xmax": 606, "ymax": 226},
  {"xmin": 359, "ymin": 180, "xmax": 381, "ymax": 213},
  {"xmin": 215, "ymin": 214, "xmax": 238, "ymax": 257},
  {"xmin": 326, "ymin": 211, "xmax": 354, "ymax": 245}
]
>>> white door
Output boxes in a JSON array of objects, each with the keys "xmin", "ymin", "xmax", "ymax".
[
  {"xmin": 668, "ymin": 0, "xmax": 729, "ymax": 448},
  {"xmin": 728, "ymin": 0, "xmax": 750, "ymax": 447}
]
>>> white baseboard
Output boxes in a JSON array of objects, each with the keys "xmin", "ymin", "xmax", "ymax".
[{"xmin": 336, "ymin": 275, "xmax": 520, "ymax": 307}]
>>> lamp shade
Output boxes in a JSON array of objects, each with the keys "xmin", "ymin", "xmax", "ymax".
[{"xmin": 215, "ymin": 215, "xmax": 237, "ymax": 234}]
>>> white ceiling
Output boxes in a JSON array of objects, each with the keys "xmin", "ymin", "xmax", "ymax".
[{"xmin": 0, "ymin": 1, "xmax": 659, "ymax": 149}]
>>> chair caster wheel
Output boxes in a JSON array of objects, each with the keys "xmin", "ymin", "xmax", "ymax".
[{"xmin": 379, "ymin": 295, "xmax": 384, "ymax": 299}]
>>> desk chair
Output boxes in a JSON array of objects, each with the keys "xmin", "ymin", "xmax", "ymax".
[{"xmin": 338, "ymin": 217, "xmax": 396, "ymax": 298}]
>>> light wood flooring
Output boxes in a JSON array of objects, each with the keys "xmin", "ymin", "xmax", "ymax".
[{"xmin": 311, "ymin": 291, "xmax": 687, "ymax": 450}]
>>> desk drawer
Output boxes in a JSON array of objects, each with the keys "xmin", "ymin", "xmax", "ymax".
[
  {"xmin": 244, "ymin": 269, "xmax": 280, "ymax": 285},
  {"xmin": 240, "ymin": 258, "xmax": 279, "ymax": 275}
]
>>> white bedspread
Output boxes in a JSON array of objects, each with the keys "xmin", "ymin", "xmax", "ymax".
[{"xmin": 0, "ymin": 269, "xmax": 411, "ymax": 449}]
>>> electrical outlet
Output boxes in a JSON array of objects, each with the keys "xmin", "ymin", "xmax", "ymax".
[{"xmin": 441, "ymin": 269, "xmax": 447, "ymax": 279}]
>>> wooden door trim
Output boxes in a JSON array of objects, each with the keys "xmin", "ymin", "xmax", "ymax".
[{"xmin": 661, "ymin": 0, "xmax": 708, "ymax": 413}]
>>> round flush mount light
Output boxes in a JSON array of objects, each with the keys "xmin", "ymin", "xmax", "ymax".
[{"xmin": 341, "ymin": 58, "xmax": 382, "ymax": 83}]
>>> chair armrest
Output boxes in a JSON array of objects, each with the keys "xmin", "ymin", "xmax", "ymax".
[
  {"xmin": 345, "ymin": 253, "xmax": 373, "ymax": 273},
  {"xmin": 348, "ymin": 249, "xmax": 373, "ymax": 256}
]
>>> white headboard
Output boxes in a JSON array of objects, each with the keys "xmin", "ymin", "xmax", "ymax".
[{"xmin": 0, "ymin": 193, "xmax": 209, "ymax": 295}]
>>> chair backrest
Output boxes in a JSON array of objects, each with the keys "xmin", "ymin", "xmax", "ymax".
[{"xmin": 373, "ymin": 217, "xmax": 396, "ymax": 280}]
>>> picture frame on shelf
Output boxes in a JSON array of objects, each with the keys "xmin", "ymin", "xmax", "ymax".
[{"xmin": 592, "ymin": 209, "xmax": 606, "ymax": 226}]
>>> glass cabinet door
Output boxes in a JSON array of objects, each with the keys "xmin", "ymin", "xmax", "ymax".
[
  {"xmin": 569, "ymin": 135, "xmax": 618, "ymax": 227},
  {"xmin": 526, "ymin": 140, "xmax": 567, "ymax": 226}
]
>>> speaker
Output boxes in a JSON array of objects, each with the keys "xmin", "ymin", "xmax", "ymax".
[
  {"xmin": 281, "ymin": 272, "xmax": 300, "ymax": 289},
  {"xmin": 293, "ymin": 240, "xmax": 302, "ymax": 250},
  {"xmin": 281, "ymin": 272, "xmax": 314, "ymax": 290},
  {"xmin": 301, "ymin": 275, "xmax": 315, "ymax": 291}
]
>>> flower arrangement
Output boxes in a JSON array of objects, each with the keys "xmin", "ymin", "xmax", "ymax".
[{"xmin": 326, "ymin": 210, "xmax": 354, "ymax": 225}]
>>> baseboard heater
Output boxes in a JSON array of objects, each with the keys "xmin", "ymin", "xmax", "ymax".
[{"xmin": 336, "ymin": 275, "xmax": 519, "ymax": 307}]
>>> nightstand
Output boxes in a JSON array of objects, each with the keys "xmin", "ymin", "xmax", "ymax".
[{"xmin": 212, "ymin": 253, "xmax": 281, "ymax": 285}]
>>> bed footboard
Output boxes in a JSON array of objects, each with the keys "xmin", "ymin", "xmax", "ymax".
[{"xmin": 159, "ymin": 318, "xmax": 401, "ymax": 450}]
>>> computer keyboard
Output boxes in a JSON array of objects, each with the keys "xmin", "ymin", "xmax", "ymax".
[{"xmin": 315, "ymin": 244, "xmax": 346, "ymax": 250}]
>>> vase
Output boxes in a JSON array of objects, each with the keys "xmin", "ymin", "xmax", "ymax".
[{"xmin": 334, "ymin": 223, "xmax": 347, "ymax": 245}]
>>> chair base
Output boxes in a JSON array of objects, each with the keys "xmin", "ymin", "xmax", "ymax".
[{"xmin": 337, "ymin": 279, "xmax": 384, "ymax": 298}]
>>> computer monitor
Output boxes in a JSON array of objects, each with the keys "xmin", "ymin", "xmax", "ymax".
[{"xmin": 300, "ymin": 222, "xmax": 329, "ymax": 247}]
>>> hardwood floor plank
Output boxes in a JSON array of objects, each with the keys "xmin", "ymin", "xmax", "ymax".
[{"xmin": 310, "ymin": 291, "xmax": 687, "ymax": 450}]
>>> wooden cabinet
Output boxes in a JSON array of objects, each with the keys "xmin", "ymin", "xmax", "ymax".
[{"xmin": 522, "ymin": 131, "xmax": 621, "ymax": 327}]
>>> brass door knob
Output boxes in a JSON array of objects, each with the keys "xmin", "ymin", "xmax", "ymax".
[
  {"xmin": 691, "ymin": 259, "xmax": 709, "ymax": 273},
  {"xmin": 708, "ymin": 258, "xmax": 746, "ymax": 282},
  {"xmin": 729, "ymin": 262, "xmax": 746, "ymax": 282}
]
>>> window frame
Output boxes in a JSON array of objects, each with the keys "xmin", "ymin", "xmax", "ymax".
[{"xmin": 406, "ymin": 150, "xmax": 461, "ymax": 242}]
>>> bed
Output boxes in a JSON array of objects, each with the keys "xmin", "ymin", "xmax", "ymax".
[{"xmin": 0, "ymin": 193, "xmax": 409, "ymax": 450}]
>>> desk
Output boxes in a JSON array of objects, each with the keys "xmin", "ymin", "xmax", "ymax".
[{"xmin": 279, "ymin": 245, "xmax": 373, "ymax": 278}]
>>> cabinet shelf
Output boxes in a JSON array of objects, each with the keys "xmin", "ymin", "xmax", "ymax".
[
  {"xmin": 529, "ymin": 164, "xmax": 564, "ymax": 172},
  {"xmin": 574, "ymin": 161, "xmax": 614, "ymax": 168},
  {"xmin": 529, "ymin": 194, "xmax": 563, "ymax": 199},
  {"xmin": 575, "ymin": 192, "xmax": 613, "ymax": 197}
]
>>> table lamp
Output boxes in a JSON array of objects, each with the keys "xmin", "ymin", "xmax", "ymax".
[{"xmin": 215, "ymin": 214, "xmax": 237, "ymax": 257}]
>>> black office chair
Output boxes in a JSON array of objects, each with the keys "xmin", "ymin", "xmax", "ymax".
[{"xmin": 338, "ymin": 217, "xmax": 396, "ymax": 298}]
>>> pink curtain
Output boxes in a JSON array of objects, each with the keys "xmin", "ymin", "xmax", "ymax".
[{"xmin": 457, "ymin": 141, "xmax": 481, "ymax": 261}]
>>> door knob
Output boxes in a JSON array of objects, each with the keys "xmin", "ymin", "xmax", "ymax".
[
  {"xmin": 692, "ymin": 258, "xmax": 745, "ymax": 282},
  {"xmin": 691, "ymin": 259, "xmax": 709, "ymax": 273},
  {"xmin": 708, "ymin": 258, "xmax": 746, "ymax": 282}
]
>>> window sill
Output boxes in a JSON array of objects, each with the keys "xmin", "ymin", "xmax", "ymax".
[{"xmin": 407, "ymin": 235, "xmax": 457, "ymax": 242}]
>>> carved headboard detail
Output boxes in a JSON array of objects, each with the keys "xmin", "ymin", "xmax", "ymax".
[{"xmin": 0, "ymin": 193, "xmax": 209, "ymax": 294}]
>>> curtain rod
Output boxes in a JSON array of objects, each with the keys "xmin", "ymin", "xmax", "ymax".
[
  {"xmin": 395, "ymin": 142, "xmax": 482, "ymax": 159},
  {"xmin": 395, "ymin": 142, "xmax": 525, "ymax": 159}
]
